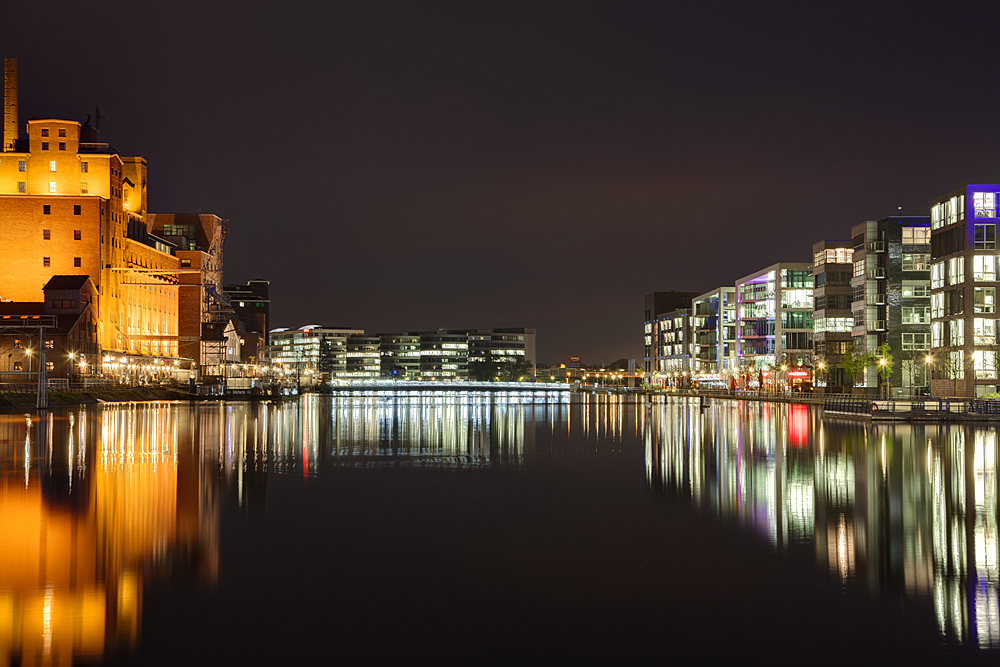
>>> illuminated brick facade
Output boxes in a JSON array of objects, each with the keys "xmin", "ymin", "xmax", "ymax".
[{"xmin": 0, "ymin": 117, "xmax": 179, "ymax": 359}]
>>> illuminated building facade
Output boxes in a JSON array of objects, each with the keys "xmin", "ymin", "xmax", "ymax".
[
  {"xmin": 268, "ymin": 326, "xmax": 363, "ymax": 383},
  {"xmin": 811, "ymin": 240, "xmax": 854, "ymax": 393},
  {"xmin": 648, "ymin": 308, "xmax": 693, "ymax": 385},
  {"xmin": 852, "ymin": 216, "xmax": 931, "ymax": 396},
  {"xmin": 419, "ymin": 331, "xmax": 469, "ymax": 379},
  {"xmin": 643, "ymin": 291, "xmax": 700, "ymax": 374},
  {"xmin": 735, "ymin": 263, "xmax": 813, "ymax": 370},
  {"xmin": 380, "ymin": 333, "xmax": 421, "ymax": 378},
  {"xmin": 691, "ymin": 286, "xmax": 736, "ymax": 379},
  {"xmin": 344, "ymin": 335, "xmax": 381, "ymax": 378},
  {"xmin": 466, "ymin": 327, "xmax": 537, "ymax": 374},
  {"xmin": 929, "ymin": 187, "xmax": 1000, "ymax": 397}
]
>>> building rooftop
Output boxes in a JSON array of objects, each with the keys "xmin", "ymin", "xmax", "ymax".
[{"xmin": 43, "ymin": 275, "xmax": 91, "ymax": 291}]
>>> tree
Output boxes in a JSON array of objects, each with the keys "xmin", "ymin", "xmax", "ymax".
[
  {"xmin": 841, "ymin": 343, "xmax": 873, "ymax": 395},
  {"xmin": 875, "ymin": 343, "xmax": 894, "ymax": 398}
]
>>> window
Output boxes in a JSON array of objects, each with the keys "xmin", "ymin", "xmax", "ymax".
[
  {"xmin": 73, "ymin": 205, "xmax": 81, "ymax": 215},
  {"xmin": 13, "ymin": 340, "xmax": 22, "ymax": 349},
  {"xmin": 976, "ymin": 224, "xmax": 997, "ymax": 250},
  {"xmin": 974, "ymin": 350, "xmax": 997, "ymax": 379},
  {"xmin": 932, "ymin": 321, "xmax": 943, "ymax": 348},
  {"xmin": 13, "ymin": 362, "xmax": 21, "ymax": 371},
  {"xmin": 950, "ymin": 319, "xmax": 965, "ymax": 346},
  {"xmin": 73, "ymin": 257, "xmax": 81, "ymax": 267},
  {"xmin": 853, "ymin": 260, "xmax": 865, "ymax": 278},
  {"xmin": 180, "ymin": 259, "xmax": 191, "ymax": 268},
  {"xmin": 974, "ymin": 255, "xmax": 997, "ymax": 282},
  {"xmin": 44, "ymin": 340, "xmax": 53, "ymax": 349},
  {"xmin": 58, "ymin": 128, "xmax": 66, "ymax": 138},
  {"xmin": 17, "ymin": 181, "xmax": 24, "ymax": 193},
  {"xmin": 931, "ymin": 293, "xmax": 944, "ymax": 319},
  {"xmin": 80, "ymin": 182, "xmax": 88, "ymax": 193},
  {"xmin": 902, "ymin": 333, "xmax": 930, "ymax": 350},
  {"xmin": 43, "ymin": 204, "xmax": 50, "ymax": 215},
  {"xmin": 948, "ymin": 256, "xmax": 964, "ymax": 285},
  {"xmin": 18, "ymin": 160, "xmax": 25, "ymax": 172},
  {"xmin": 974, "ymin": 192, "xmax": 997, "ymax": 219},
  {"xmin": 48, "ymin": 182, "xmax": 56, "ymax": 193},
  {"xmin": 902, "ymin": 253, "xmax": 930, "ymax": 271},
  {"xmin": 901, "ymin": 226, "xmax": 931, "ymax": 244},
  {"xmin": 43, "ymin": 257, "xmax": 50, "ymax": 267},
  {"xmin": 976, "ymin": 287, "xmax": 997, "ymax": 313},
  {"xmin": 43, "ymin": 229, "xmax": 50, "ymax": 240},
  {"xmin": 45, "ymin": 361, "xmax": 54, "ymax": 372},
  {"xmin": 49, "ymin": 161, "xmax": 56, "ymax": 172},
  {"xmin": 58, "ymin": 142, "xmax": 65, "ymax": 151},
  {"xmin": 74, "ymin": 229, "xmax": 81, "ymax": 240},
  {"xmin": 40, "ymin": 128, "xmax": 49, "ymax": 137},
  {"xmin": 902, "ymin": 280, "xmax": 931, "ymax": 297},
  {"xmin": 931, "ymin": 262, "xmax": 945, "ymax": 288},
  {"xmin": 902, "ymin": 306, "xmax": 930, "ymax": 324},
  {"xmin": 974, "ymin": 318, "xmax": 997, "ymax": 345},
  {"xmin": 80, "ymin": 161, "xmax": 88, "ymax": 173},
  {"xmin": 41, "ymin": 142, "xmax": 48, "ymax": 150}
]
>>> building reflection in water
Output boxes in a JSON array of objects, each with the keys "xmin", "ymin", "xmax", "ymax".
[
  {"xmin": 644, "ymin": 397, "xmax": 1000, "ymax": 648},
  {"xmin": 0, "ymin": 390, "xmax": 549, "ymax": 664}
]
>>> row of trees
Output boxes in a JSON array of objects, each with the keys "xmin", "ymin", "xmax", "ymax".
[
  {"xmin": 839, "ymin": 343, "xmax": 894, "ymax": 397},
  {"xmin": 467, "ymin": 355, "xmax": 534, "ymax": 382}
]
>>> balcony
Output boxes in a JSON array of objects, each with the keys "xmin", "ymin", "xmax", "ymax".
[
  {"xmin": 865, "ymin": 293, "xmax": 885, "ymax": 305},
  {"xmin": 867, "ymin": 240, "xmax": 886, "ymax": 253},
  {"xmin": 867, "ymin": 320, "xmax": 887, "ymax": 332},
  {"xmin": 867, "ymin": 268, "xmax": 886, "ymax": 280}
]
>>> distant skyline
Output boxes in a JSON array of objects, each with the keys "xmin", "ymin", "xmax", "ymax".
[{"xmin": 6, "ymin": 0, "xmax": 1000, "ymax": 364}]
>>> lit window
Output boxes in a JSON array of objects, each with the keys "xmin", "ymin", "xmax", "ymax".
[
  {"xmin": 974, "ymin": 192, "xmax": 997, "ymax": 219},
  {"xmin": 902, "ymin": 254, "xmax": 930, "ymax": 272},
  {"xmin": 45, "ymin": 340, "xmax": 54, "ymax": 349},
  {"xmin": 80, "ymin": 182, "xmax": 88, "ymax": 193},
  {"xmin": 17, "ymin": 182, "xmax": 25, "ymax": 193},
  {"xmin": 14, "ymin": 340, "xmax": 22, "ymax": 349},
  {"xmin": 974, "ymin": 255, "xmax": 997, "ymax": 282},
  {"xmin": 80, "ymin": 161, "xmax": 88, "ymax": 173},
  {"xmin": 49, "ymin": 161, "xmax": 56, "ymax": 172},
  {"xmin": 18, "ymin": 160, "xmax": 25, "ymax": 172},
  {"xmin": 46, "ymin": 361, "xmax": 54, "ymax": 372},
  {"xmin": 13, "ymin": 362, "xmax": 21, "ymax": 371},
  {"xmin": 48, "ymin": 182, "xmax": 56, "ymax": 193}
]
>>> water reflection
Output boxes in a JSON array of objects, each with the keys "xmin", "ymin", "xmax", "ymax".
[
  {"xmin": 0, "ymin": 391, "xmax": 554, "ymax": 664},
  {"xmin": 645, "ymin": 397, "xmax": 1000, "ymax": 648}
]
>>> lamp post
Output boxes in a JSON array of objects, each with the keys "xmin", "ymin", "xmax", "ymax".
[
  {"xmin": 925, "ymin": 355, "xmax": 934, "ymax": 397},
  {"xmin": 879, "ymin": 356, "xmax": 887, "ymax": 399},
  {"xmin": 68, "ymin": 352, "xmax": 75, "ymax": 387}
]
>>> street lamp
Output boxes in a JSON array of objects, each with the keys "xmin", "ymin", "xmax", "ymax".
[{"xmin": 68, "ymin": 352, "xmax": 75, "ymax": 386}]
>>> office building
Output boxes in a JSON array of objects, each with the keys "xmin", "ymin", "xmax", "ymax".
[
  {"xmin": 380, "ymin": 333, "xmax": 421, "ymax": 378},
  {"xmin": 344, "ymin": 334, "xmax": 381, "ymax": 378},
  {"xmin": 929, "ymin": 187, "xmax": 1000, "ymax": 397},
  {"xmin": 648, "ymin": 308, "xmax": 693, "ymax": 386},
  {"xmin": 812, "ymin": 240, "xmax": 854, "ymax": 393},
  {"xmin": 268, "ymin": 326, "xmax": 364, "ymax": 384}
]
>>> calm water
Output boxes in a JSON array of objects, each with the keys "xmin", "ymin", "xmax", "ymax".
[{"xmin": 0, "ymin": 394, "xmax": 997, "ymax": 664}]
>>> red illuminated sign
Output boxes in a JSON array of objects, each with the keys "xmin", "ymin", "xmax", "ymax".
[{"xmin": 787, "ymin": 370, "xmax": 809, "ymax": 378}]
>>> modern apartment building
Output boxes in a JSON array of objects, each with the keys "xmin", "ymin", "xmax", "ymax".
[
  {"xmin": 648, "ymin": 308, "xmax": 693, "ymax": 385},
  {"xmin": 812, "ymin": 240, "xmax": 854, "ymax": 393},
  {"xmin": 852, "ymin": 217, "xmax": 932, "ymax": 396},
  {"xmin": 735, "ymin": 263, "xmax": 813, "ymax": 370},
  {"xmin": 467, "ymin": 328, "xmax": 537, "ymax": 370},
  {"xmin": 691, "ymin": 286, "xmax": 736, "ymax": 379},
  {"xmin": 643, "ymin": 291, "xmax": 700, "ymax": 375},
  {"xmin": 344, "ymin": 334, "xmax": 381, "ymax": 378},
  {"xmin": 929, "ymin": 186, "xmax": 1000, "ymax": 397},
  {"xmin": 419, "ymin": 331, "xmax": 469, "ymax": 379},
  {"xmin": 380, "ymin": 333, "xmax": 421, "ymax": 378}
]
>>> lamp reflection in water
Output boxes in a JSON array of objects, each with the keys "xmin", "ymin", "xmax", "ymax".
[{"xmin": 644, "ymin": 397, "xmax": 1000, "ymax": 648}]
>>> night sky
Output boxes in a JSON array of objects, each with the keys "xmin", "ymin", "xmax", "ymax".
[{"xmin": 7, "ymin": 1, "xmax": 1000, "ymax": 365}]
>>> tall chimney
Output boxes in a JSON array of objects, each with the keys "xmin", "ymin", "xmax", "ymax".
[{"xmin": 3, "ymin": 58, "xmax": 17, "ymax": 152}]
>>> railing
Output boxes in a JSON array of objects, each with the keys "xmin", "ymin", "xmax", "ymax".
[{"xmin": 822, "ymin": 393, "xmax": 1000, "ymax": 417}]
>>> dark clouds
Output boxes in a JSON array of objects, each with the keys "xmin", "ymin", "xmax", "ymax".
[{"xmin": 8, "ymin": 1, "xmax": 1000, "ymax": 363}]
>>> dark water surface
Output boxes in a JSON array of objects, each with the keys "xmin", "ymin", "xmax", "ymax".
[{"xmin": 0, "ymin": 394, "xmax": 997, "ymax": 664}]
